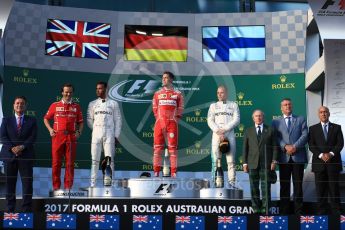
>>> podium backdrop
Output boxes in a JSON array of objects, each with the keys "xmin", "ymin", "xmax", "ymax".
[{"xmin": 1, "ymin": 2, "xmax": 307, "ymax": 194}]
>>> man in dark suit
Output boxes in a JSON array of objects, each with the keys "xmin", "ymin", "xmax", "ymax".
[
  {"xmin": 0, "ymin": 96, "xmax": 37, "ymax": 212},
  {"xmin": 308, "ymin": 106, "xmax": 344, "ymax": 215},
  {"xmin": 272, "ymin": 98, "xmax": 308, "ymax": 215},
  {"xmin": 243, "ymin": 110, "xmax": 278, "ymax": 214}
]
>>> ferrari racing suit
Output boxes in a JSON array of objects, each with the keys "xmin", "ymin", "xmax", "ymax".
[
  {"xmin": 152, "ymin": 87, "xmax": 184, "ymax": 176},
  {"xmin": 87, "ymin": 98, "xmax": 122, "ymax": 186},
  {"xmin": 44, "ymin": 100, "xmax": 83, "ymax": 190}
]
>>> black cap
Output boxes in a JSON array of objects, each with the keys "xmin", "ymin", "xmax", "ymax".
[{"xmin": 219, "ymin": 138, "xmax": 230, "ymax": 154}]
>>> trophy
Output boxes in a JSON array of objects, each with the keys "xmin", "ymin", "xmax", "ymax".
[
  {"xmin": 101, "ymin": 156, "xmax": 112, "ymax": 187},
  {"xmin": 162, "ymin": 148, "xmax": 170, "ymax": 177}
]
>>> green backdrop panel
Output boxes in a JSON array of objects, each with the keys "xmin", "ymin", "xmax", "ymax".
[{"xmin": 3, "ymin": 66, "xmax": 306, "ymax": 172}]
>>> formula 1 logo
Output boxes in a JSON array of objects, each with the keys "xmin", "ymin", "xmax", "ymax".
[
  {"xmin": 154, "ymin": 183, "xmax": 176, "ymax": 195},
  {"xmin": 109, "ymin": 79, "xmax": 160, "ymax": 103},
  {"xmin": 321, "ymin": 0, "xmax": 345, "ymax": 10}
]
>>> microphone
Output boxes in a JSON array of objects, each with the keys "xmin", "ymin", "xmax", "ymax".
[{"xmin": 102, "ymin": 99, "xmax": 105, "ymax": 103}]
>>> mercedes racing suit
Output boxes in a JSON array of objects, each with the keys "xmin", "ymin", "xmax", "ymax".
[
  {"xmin": 152, "ymin": 87, "xmax": 184, "ymax": 175},
  {"xmin": 207, "ymin": 100, "xmax": 240, "ymax": 184},
  {"xmin": 87, "ymin": 98, "xmax": 122, "ymax": 186},
  {"xmin": 44, "ymin": 100, "xmax": 83, "ymax": 190}
]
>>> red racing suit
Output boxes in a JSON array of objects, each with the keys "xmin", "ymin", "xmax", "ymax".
[
  {"xmin": 152, "ymin": 87, "xmax": 184, "ymax": 175},
  {"xmin": 44, "ymin": 100, "xmax": 83, "ymax": 190}
]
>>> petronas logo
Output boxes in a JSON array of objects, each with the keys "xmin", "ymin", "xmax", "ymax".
[
  {"xmin": 280, "ymin": 75, "xmax": 287, "ymax": 83},
  {"xmin": 237, "ymin": 92, "xmax": 244, "ymax": 100}
]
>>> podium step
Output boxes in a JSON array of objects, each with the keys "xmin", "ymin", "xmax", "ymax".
[{"xmin": 127, "ymin": 178, "xmax": 209, "ymax": 198}]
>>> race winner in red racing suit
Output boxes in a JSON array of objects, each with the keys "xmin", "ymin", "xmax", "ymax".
[{"xmin": 152, "ymin": 71, "xmax": 184, "ymax": 178}]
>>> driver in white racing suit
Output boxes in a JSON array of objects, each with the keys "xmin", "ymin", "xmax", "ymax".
[
  {"xmin": 207, "ymin": 85, "xmax": 240, "ymax": 188},
  {"xmin": 87, "ymin": 81, "xmax": 122, "ymax": 187}
]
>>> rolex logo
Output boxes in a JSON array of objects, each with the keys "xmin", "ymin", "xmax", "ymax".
[
  {"xmin": 238, "ymin": 124, "xmax": 245, "ymax": 132},
  {"xmin": 23, "ymin": 69, "xmax": 29, "ymax": 77},
  {"xmin": 272, "ymin": 75, "xmax": 295, "ymax": 90},
  {"xmin": 235, "ymin": 124, "xmax": 245, "ymax": 138},
  {"xmin": 194, "ymin": 109, "xmax": 201, "ymax": 116},
  {"xmin": 237, "ymin": 92, "xmax": 244, "ymax": 100},
  {"xmin": 194, "ymin": 141, "xmax": 201, "ymax": 149},
  {"xmin": 280, "ymin": 75, "xmax": 287, "ymax": 83}
]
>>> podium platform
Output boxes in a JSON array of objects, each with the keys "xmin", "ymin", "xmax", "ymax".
[
  {"xmin": 127, "ymin": 177, "xmax": 208, "ymax": 198},
  {"xmin": 49, "ymin": 178, "xmax": 244, "ymax": 199}
]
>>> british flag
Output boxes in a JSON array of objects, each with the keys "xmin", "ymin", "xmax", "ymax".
[
  {"xmin": 46, "ymin": 214, "xmax": 62, "ymax": 222},
  {"xmin": 218, "ymin": 216, "xmax": 232, "ymax": 223},
  {"xmin": 4, "ymin": 212, "xmax": 19, "ymax": 221},
  {"xmin": 90, "ymin": 214, "xmax": 105, "ymax": 223},
  {"xmin": 260, "ymin": 216, "xmax": 275, "ymax": 224},
  {"xmin": 176, "ymin": 215, "xmax": 191, "ymax": 223},
  {"xmin": 133, "ymin": 215, "xmax": 148, "ymax": 223},
  {"xmin": 45, "ymin": 19, "xmax": 111, "ymax": 59},
  {"xmin": 300, "ymin": 216, "xmax": 315, "ymax": 223}
]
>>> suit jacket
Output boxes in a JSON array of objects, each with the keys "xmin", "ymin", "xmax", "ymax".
[
  {"xmin": 308, "ymin": 122, "xmax": 344, "ymax": 172},
  {"xmin": 0, "ymin": 115, "xmax": 37, "ymax": 162},
  {"xmin": 272, "ymin": 115, "xmax": 308, "ymax": 163},
  {"xmin": 242, "ymin": 124, "xmax": 278, "ymax": 170}
]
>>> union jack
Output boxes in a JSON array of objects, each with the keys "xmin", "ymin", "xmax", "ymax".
[
  {"xmin": 90, "ymin": 214, "xmax": 105, "ymax": 222},
  {"xmin": 340, "ymin": 215, "xmax": 345, "ymax": 223},
  {"xmin": 133, "ymin": 215, "xmax": 148, "ymax": 223},
  {"xmin": 218, "ymin": 216, "xmax": 232, "ymax": 223},
  {"xmin": 45, "ymin": 19, "xmax": 111, "ymax": 59},
  {"xmin": 260, "ymin": 216, "xmax": 274, "ymax": 224},
  {"xmin": 176, "ymin": 216, "xmax": 191, "ymax": 223},
  {"xmin": 300, "ymin": 216, "xmax": 315, "ymax": 223},
  {"xmin": 4, "ymin": 213, "xmax": 19, "ymax": 221},
  {"xmin": 46, "ymin": 214, "xmax": 62, "ymax": 222}
]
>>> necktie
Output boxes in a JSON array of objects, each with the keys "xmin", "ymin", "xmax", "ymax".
[
  {"xmin": 323, "ymin": 124, "xmax": 328, "ymax": 141},
  {"xmin": 17, "ymin": 116, "xmax": 22, "ymax": 133},
  {"xmin": 287, "ymin": 117, "xmax": 291, "ymax": 132},
  {"xmin": 257, "ymin": 126, "xmax": 262, "ymax": 141}
]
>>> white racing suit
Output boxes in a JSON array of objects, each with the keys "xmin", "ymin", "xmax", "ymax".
[
  {"xmin": 207, "ymin": 100, "xmax": 240, "ymax": 184},
  {"xmin": 87, "ymin": 98, "xmax": 122, "ymax": 186}
]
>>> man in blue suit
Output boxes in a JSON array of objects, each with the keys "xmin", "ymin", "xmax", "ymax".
[
  {"xmin": 272, "ymin": 98, "xmax": 308, "ymax": 215},
  {"xmin": 0, "ymin": 96, "xmax": 37, "ymax": 212}
]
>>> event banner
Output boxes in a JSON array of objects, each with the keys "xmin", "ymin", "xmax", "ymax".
[{"xmin": 3, "ymin": 66, "xmax": 306, "ymax": 172}]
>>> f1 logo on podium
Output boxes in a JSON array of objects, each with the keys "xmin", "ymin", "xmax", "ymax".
[{"xmin": 154, "ymin": 184, "xmax": 177, "ymax": 195}]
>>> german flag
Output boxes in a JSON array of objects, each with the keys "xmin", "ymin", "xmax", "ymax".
[{"xmin": 124, "ymin": 25, "xmax": 188, "ymax": 62}]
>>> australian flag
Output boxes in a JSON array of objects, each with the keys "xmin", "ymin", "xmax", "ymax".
[
  {"xmin": 46, "ymin": 213, "xmax": 76, "ymax": 229},
  {"xmin": 175, "ymin": 215, "xmax": 205, "ymax": 230},
  {"xmin": 202, "ymin": 25, "xmax": 265, "ymax": 62},
  {"xmin": 260, "ymin": 216, "xmax": 288, "ymax": 230},
  {"xmin": 132, "ymin": 215, "xmax": 162, "ymax": 230},
  {"xmin": 218, "ymin": 216, "xmax": 247, "ymax": 230},
  {"xmin": 46, "ymin": 19, "xmax": 111, "ymax": 59},
  {"xmin": 300, "ymin": 216, "xmax": 328, "ymax": 230},
  {"xmin": 341, "ymin": 215, "xmax": 345, "ymax": 230},
  {"xmin": 89, "ymin": 214, "xmax": 119, "ymax": 229},
  {"xmin": 3, "ymin": 212, "xmax": 33, "ymax": 229}
]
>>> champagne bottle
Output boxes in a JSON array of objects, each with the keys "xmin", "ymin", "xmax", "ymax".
[
  {"xmin": 215, "ymin": 158, "xmax": 224, "ymax": 188},
  {"xmin": 103, "ymin": 157, "xmax": 112, "ymax": 187}
]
